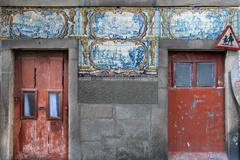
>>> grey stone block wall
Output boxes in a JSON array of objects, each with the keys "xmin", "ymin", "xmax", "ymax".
[
  {"xmin": 77, "ymin": 51, "xmax": 168, "ymax": 160},
  {"xmin": 79, "ymin": 103, "xmax": 158, "ymax": 160}
]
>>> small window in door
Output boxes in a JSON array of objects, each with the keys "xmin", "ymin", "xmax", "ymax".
[
  {"xmin": 22, "ymin": 91, "xmax": 36, "ymax": 118},
  {"xmin": 48, "ymin": 92, "xmax": 61, "ymax": 119},
  {"xmin": 174, "ymin": 63, "xmax": 193, "ymax": 87},
  {"xmin": 197, "ymin": 63, "xmax": 215, "ymax": 87}
]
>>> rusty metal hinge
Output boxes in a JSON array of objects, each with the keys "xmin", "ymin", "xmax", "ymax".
[{"xmin": 14, "ymin": 96, "xmax": 19, "ymax": 104}]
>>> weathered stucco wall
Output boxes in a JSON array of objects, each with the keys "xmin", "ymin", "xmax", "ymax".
[
  {"xmin": 225, "ymin": 51, "xmax": 240, "ymax": 160},
  {"xmin": 0, "ymin": 6, "xmax": 240, "ymax": 160},
  {"xmin": 0, "ymin": 49, "xmax": 14, "ymax": 159}
]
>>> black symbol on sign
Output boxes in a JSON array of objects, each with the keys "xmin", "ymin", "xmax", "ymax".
[{"xmin": 223, "ymin": 33, "xmax": 234, "ymax": 46}]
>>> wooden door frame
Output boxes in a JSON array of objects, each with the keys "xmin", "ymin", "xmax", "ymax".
[{"xmin": 0, "ymin": 39, "xmax": 80, "ymax": 159}]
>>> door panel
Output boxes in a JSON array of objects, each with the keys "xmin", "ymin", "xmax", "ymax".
[
  {"xmin": 168, "ymin": 52, "xmax": 225, "ymax": 157},
  {"xmin": 14, "ymin": 51, "xmax": 68, "ymax": 159},
  {"xmin": 169, "ymin": 88, "xmax": 225, "ymax": 152}
]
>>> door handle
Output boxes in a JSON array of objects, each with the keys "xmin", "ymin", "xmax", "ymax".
[
  {"xmin": 65, "ymin": 106, "xmax": 68, "ymax": 111},
  {"xmin": 39, "ymin": 106, "xmax": 46, "ymax": 110}
]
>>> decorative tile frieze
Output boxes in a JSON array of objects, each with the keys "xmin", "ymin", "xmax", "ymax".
[{"xmin": 0, "ymin": 7, "xmax": 240, "ymax": 76}]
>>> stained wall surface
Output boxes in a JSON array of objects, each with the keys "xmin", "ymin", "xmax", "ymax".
[{"xmin": 0, "ymin": 6, "xmax": 240, "ymax": 160}]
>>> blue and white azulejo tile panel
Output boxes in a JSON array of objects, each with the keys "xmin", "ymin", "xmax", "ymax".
[
  {"xmin": 89, "ymin": 9, "xmax": 147, "ymax": 40},
  {"xmin": 91, "ymin": 40, "xmax": 147, "ymax": 69},
  {"xmin": 234, "ymin": 8, "xmax": 240, "ymax": 38},
  {"xmin": 10, "ymin": 10, "xmax": 67, "ymax": 39},
  {"xmin": 160, "ymin": 8, "xmax": 236, "ymax": 39},
  {"xmin": 0, "ymin": 8, "xmax": 77, "ymax": 39},
  {"xmin": 0, "ymin": 7, "xmax": 239, "ymax": 40},
  {"xmin": 78, "ymin": 8, "xmax": 159, "ymax": 76},
  {"xmin": 0, "ymin": 7, "xmax": 240, "ymax": 76}
]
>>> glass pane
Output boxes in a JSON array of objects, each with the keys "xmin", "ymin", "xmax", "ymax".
[
  {"xmin": 49, "ymin": 92, "xmax": 60, "ymax": 118},
  {"xmin": 23, "ymin": 92, "xmax": 35, "ymax": 117},
  {"xmin": 197, "ymin": 63, "xmax": 215, "ymax": 87},
  {"xmin": 174, "ymin": 63, "xmax": 193, "ymax": 87}
]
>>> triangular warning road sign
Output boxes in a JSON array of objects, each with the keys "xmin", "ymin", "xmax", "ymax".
[{"xmin": 216, "ymin": 25, "xmax": 240, "ymax": 51}]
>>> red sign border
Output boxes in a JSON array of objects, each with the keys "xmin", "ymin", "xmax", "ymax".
[{"xmin": 216, "ymin": 25, "xmax": 240, "ymax": 51}]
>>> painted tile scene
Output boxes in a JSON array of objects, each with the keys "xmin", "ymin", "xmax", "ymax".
[
  {"xmin": 0, "ymin": 3, "xmax": 240, "ymax": 160},
  {"xmin": 1, "ymin": 7, "xmax": 239, "ymax": 76}
]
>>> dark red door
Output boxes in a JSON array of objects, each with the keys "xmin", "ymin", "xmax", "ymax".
[
  {"xmin": 14, "ymin": 51, "xmax": 68, "ymax": 159},
  {"xmin": 168, "ymin": 52, "xmax": 226, "ymax": 159}
]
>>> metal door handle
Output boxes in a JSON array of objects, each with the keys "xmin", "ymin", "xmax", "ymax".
[
  {"xmin": 65, "ymin": 106, "xmax": 68, "ymax": 111},
  {"xmin": 39, "ymin": 106, "xmax": 46, "ymax": 110}
]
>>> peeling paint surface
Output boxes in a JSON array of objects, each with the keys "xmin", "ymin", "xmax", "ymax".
[
  {"xmin": 191, "ymin": 99, "xmax": 204, "ymax": 109},
  {"xmin": 169, "ymin": 88, "xmax": 225, "ymax": 152},
  {"xmin": 168, "ymin": 53, "xmax": 225, "ymax": 157},
  {"xmin": 14, "ymin": 52, "xmax": 68, "ymax": 159}
]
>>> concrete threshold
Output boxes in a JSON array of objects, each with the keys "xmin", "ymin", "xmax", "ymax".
[{"xmin": 169, "ymin": 152, "xmax": 228, "ymax": 160}]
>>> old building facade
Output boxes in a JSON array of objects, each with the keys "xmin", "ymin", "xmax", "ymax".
[{"xmin": 0, "ymin": 0, "xmax": 240, "ymax": 160}]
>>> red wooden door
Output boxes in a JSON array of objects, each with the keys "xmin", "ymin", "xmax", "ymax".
[
  {"xmin": 168, "ymin": 52, "xmax": 226, "ymax": 159},
  {"xmin": 14, "ymin": 51, "xmax": 68, "ymax": 159}
]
